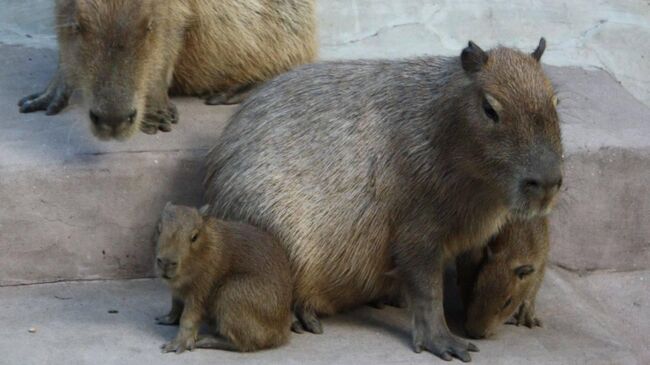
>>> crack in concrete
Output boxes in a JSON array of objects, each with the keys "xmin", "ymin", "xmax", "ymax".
[
  {"xmin": 0, "ymin": 276, "xmax": 157, "ymax": 288},
  {"xmin": 324, "ymin": 22, "xmax": 423, "ymax": 46},
  {"xmin": 549, "ymin": 262, "xmax": 636, "ymax": 276},
  {"xmin": 77, "ymin": 147, "xmax": 208, "ymax": 157}
]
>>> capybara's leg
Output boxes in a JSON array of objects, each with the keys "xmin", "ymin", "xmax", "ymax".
[
  {"xmin": 19, "ymin": 67, "xmax": 72, "ymax": 115},
  {"xmin": 141, "ymin": 67, "xmax": 178, "ymax": 135},
  {"xmin": 292, "ymin": 305, "xmax": 322, "ymax": 334},
  {"xmin": 194, "ymin": 335, "xmax": 239, "ymax": 352},
  {"xmin": 156, "ymin": 296, "xmax": 183, "ymax": 326},
  {"xmin": 161, "ymin": 304, "xmax": 201, "ymax": 354},
  {"xmin": 394, "ymin": 236, "xmax": 478, "ymax": 362}
]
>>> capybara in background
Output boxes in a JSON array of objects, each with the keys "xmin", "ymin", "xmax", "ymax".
[
  {"xmin": 205, "ymin": 38, "xmax": 562, "ymax": 361},
  {"xmin": 19, "ymin": 0, "xmax": 317, "ymax": 140},
  {"xmin": 155, "ymin": 203, "xmax": 292, "ymax": 353},
  {"xmin": 457, "ymin": 217, "xmax": 549, "ymax": 339}
]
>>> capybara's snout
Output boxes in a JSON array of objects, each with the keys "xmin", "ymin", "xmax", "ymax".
[
  {"xmin": 88, "ymin": 107, "xmax": 138, "ymax": 140},
  {"xmin": 517, "ymin": 144, "xmax": 563, "ymax": 215}
]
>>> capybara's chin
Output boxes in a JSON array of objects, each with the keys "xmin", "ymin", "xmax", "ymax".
[{"xmin": 90, "ymin": 122, "xmax": 139, "ymax": 141}]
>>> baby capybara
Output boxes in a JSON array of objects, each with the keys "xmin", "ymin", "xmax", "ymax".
[
  {"xmin": 155, "ymin": 203, "xmax": 292, "ymax": 353},
  {"xmin": 457, "ymin": 217, "xmax": 549, "ymax": 339}
]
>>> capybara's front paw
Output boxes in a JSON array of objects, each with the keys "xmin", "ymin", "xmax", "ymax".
[
  {"xmin": 141, "ymin": 101, "xmax": 178, "ymax": 134},
  {"xmin": 155, "ymin": 314, "xmax": 180, "ymax": 326},
  {"xmin": 414, "ymin": 333, "xmax": 479, "ymax": 362},
  {"xmin": 161, "ymin": 336, "xmax": 195, "ymax": 354},
  {"xmin": 18, "ymin": 81, "xmax": 71, "ymax": 115},
  {"xmin": 506, "ymin": 302, "xmax": 542, "ymax": 328}
]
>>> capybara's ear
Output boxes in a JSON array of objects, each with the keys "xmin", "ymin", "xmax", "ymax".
[
  {"xmin": 531, "ymin": 38, "xmax": 546, "ymax": 62},
  {"xmin": 198, "ymin": 204, "xmax": 211, "ymax": 216},
  {"xmin": 461, "ymin": 41, "xmax": 488, "ymax": 73}
]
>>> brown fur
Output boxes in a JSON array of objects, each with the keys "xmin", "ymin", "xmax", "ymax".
[
  {"xmin": 456, "ymin": 217, "xmax": 549, "ymax": 339},
  {"xmin": 204, "ymin": 39, "xmax": 562, "ymax": 361},
  {"xmin": 155, "ymin": 203, "xmax": 292, "ymax": 353},
  {"xmin": 18, "ymin": 0, "xmax": 317, "ymax": 140}
]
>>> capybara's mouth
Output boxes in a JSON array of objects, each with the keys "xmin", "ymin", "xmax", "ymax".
[
  {"xmin": 512, "ymin": 190, "xmax": 560, "ymax": 219},
  {"xmin": 90, "ymin": 122, "xmax": 138, "ymax": 142}
]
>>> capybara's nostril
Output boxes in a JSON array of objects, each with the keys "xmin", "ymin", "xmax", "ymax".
[
  {"xmin": 127, "ymin": 109, "xmax": 137, "ymax": 124},
  {"xmin": 156, "ymin": 258, "xmax": 163, "ymax": 268},
  {"xmin": 89, "ymin": 110, "xmax": 100, "ymax": 126},
  {"xmin": 522, "ymin": 178, "xmax": 542, "ymax": 195}
]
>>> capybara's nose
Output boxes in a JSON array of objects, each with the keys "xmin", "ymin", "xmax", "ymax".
[
  {"xmin": 156, "ymin": 257, "xmax": 164, "ymax": 269},
  {"xmin": 89, "ymin": 109, "xmax": 137, "ymax": 129},
  {"xmin": 520, "ymin": 170, "xmax": 562, "ymax": 198}
]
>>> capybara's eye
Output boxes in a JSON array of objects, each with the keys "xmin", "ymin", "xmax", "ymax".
[
  {"xmin": 190, "ymin": 231, "xmax": 199, "ymax": 243},
  {"xmin": 482, "ymin": 96, "xmax": 499, "ymax": 123},
  {"xmin": 502, "ymin": 297, "xmax": 512, "ymax": 310}
]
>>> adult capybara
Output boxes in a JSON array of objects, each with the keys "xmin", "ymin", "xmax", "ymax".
[
  {"xmin": 456, "ymin": 217, "xmax": 549, "ymax": 339},
  {"xmin": 155, "ymin": 203, "xmax": 292, "ymax": 353},
  {"xmin": 18, "ymin": 0, "xmax": 317, "ymax": 140},
  {"xmin": 204, "ymin": 38, "xmax": 562, "ymax": 361}
]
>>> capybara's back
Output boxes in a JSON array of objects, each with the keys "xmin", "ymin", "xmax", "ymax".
[
  {"xmin": 172, "ymin": 0, "xmax": 318, "ymax": 95},
  {"xmin": 207, "ymin": 60, "xmax": 409, "ymax": 315}
]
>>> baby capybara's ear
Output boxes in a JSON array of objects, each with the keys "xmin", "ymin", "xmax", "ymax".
[
  {"xmin": 461, "ymin": 41, "xmax": 488, "ymax": 73},
  {"xmin": 531, "ymin": 37, "xmax": 546, "ymax": 62}
]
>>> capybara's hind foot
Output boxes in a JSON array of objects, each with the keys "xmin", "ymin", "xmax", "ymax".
[
  {"xmin": 506, "ymin": 301, "xmax": 542, "ymax": 328},
  {"xmin": 194, "ymin": 335, "xmax": 239, "ymax": 352},
  {"xmin": 141, "ymin": 102, "xmax": 178, "ymax": 134},
  {"xmin": 204, "ymin": 84, "xmax": 256, "ymax": 106},
  {"xmin": 292, "ymin": 306, "xmax": 323, "ymax": 334}
]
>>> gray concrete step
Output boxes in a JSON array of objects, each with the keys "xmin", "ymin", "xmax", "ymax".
[
  {"xmin": 0, "ymin": 268, "xmax": 647, "ymax": 364},
  {"xmin": 1, "ymin": 44, "xmax": 649, "ymax": 285}
]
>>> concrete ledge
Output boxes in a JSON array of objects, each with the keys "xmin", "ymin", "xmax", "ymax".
[{"xmin": 1, "ymin": 44, "xmax": 649, "ymax": 285}]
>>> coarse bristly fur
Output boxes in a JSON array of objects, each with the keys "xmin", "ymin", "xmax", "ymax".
[
  {"xmin": 18, "ymin": 0, "xmax": 317, "ymax": 140},
  {"xmin": 456, "ymin": 217, "xmax": 549, "ymax": 339},
  {"xmin": 204, "ymin": 39, "xmax": 563, "ymax": 362},
  {"xmin": 155, "ymin": 203, "xmax": 292, "ymax": 353}
]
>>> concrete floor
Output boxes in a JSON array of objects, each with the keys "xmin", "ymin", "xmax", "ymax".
[{"xmin": 1, "ymin": 268, "xmax": 647, "ymax": 365}]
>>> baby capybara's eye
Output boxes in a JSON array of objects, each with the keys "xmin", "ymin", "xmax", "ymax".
[{"xmin": 482, "ymin": 96, "xmax": 499, "ymax": 123}]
